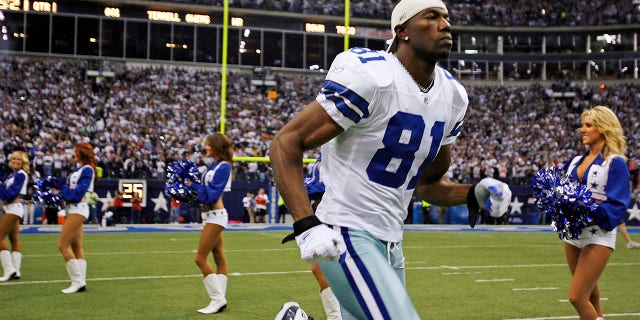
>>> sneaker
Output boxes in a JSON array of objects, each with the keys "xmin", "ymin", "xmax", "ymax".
[
  {"xmin": 627, "ymin": 242, "xmax": 640, "ymax": 249},
  {"xmin": 274, "ymin": 302, "xmax": 314, "ymax": 320}
]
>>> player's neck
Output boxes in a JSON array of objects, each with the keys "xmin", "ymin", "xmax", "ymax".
[{"xmin": 395, "ymin": 53, "xmax": 436, "ymax": 90}]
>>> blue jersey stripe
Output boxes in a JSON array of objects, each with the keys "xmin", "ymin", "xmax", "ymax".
[
  {"xmin": 448, "ymin": 120, "xmax": 464, "ymax": 138},
  {"xmin": 322, "ymin": 80, "xmax": 370, "ymax": 124},
  {"xmin": 340, "ymin": 227, "xmax": 391, "ymax": 319}
]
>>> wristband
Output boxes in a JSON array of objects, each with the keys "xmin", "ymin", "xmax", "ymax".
[
  {"xmin": 281, "ymin": 215, "xmax": 323, "ymax": 244},
  {"xmin": 466, "ymin": 183, "xmax": 480, "ymax": 228}
]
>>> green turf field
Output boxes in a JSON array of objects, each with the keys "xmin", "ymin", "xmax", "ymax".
[{"xmin": 1, "ymin": 228, "xmax": 639, "ymax": 319}]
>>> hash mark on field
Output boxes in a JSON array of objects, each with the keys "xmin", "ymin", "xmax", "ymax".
[
  {"xmin": 0, "ymin": 270, "xmax": 313, "ymax": 286},
  {"xmin": 24, "ymin": 248, "xmax": 297, "ymax": 258},
  {"xmin": 475, "ymin": 278, "xmax": 514, "ymax": 282},
  {"xmin": 442, "ymin": 272, "xmax": 481, "ymax": 275},
  {"xmin": 512, "ymin": 287, "xmax": 558, "ymax": 291}
]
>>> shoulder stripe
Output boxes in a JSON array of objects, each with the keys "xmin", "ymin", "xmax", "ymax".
[
  {"xmin": 321, "ymin": 80, "xmax": 370, "ymax": 124},
  {"xmin": 448, "ymin": 120, "xmax": 464, "ymax": 138}
]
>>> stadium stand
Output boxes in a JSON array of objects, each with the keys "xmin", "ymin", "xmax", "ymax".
[
  {"xmin": 1, "ymin": 0, "xmax": 638, "ymax": 223},
  {"xmin": 150, "ymin": 0, "xmax": 640, "ymax": 26},
  {"xmin": 1, "ymin": 57, "xmax": 638, "ymax": 189}
]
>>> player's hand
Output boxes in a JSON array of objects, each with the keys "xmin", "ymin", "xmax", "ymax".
[
  {"xmin": 296, "ymin": 224, "xmax": 345, "ymax": 263},
  {"xmin": 474, "ymin": 177, "xmax": 512, "ymax": 218},
  {"xmin": 282, "ymin": 215, "xmax": 346, "ymax": 264}
]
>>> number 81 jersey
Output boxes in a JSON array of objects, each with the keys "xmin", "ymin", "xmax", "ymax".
[{"xmin": 315, "ymin": 47, "xmax": 468, "ymax": 242}]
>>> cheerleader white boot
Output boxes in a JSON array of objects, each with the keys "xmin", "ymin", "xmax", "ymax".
[
  {"xmin": 11, "ymin": 251, "xmax": 22, "ymax": 279},
  {"xmin": 320, "ymin": 287, "xmax": 342, "ymax": 320},
  {"xmin": 62, "ymin": 259, "xmax": 86, "ymax": 293},
  {"xmin": 78, "ymin": 258, "xmax": 87, "ymax": 287},
  {"xmin": 197, "ymin": 274, "xmax": 227, "ymax": 314},
  {"xmin": 0, "ymin": 250, "xmax": 17, "ymax": 281}
]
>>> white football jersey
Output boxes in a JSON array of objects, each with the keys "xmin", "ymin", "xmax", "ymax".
[{"xmin": 315, "ymin": 48, "xmax": 468, "ymax": 242}]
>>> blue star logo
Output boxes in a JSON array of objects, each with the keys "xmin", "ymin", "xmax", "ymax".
[{"xmin": 590, "ymin": 228, "xmax": 598, "ymax": 235}]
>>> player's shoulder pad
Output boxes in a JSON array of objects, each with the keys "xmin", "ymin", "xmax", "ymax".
[{"xmin": 327, "ymin": 48, "xmax": 394, "ymax": 89}]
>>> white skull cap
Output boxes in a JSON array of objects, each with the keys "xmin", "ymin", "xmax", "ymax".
[{"xmin": 387, "ymin": 0, "xmax": 448, "ymax": 52}]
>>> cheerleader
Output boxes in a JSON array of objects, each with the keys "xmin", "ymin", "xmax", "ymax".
[
  {"xmin": 58, "ymin": 142, "xmax": 97, "ymax": 293},
  {"xmin": 187, "ymin": 133, "xmax": 233, "ymax": 314},
  {"xmin": 0, "ymin": 151, "xmax": 29, "ymax": 281},
  {"xmin": 562, "ymin": 106, "xmax": 631, "ymax": 319}
]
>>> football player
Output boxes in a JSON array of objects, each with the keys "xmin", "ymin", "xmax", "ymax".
[{"xmin": 271, "ymin": 0, "xmax": 511, "ymax": 318}]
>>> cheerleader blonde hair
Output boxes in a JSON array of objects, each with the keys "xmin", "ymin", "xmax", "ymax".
[{"xmin": 581, "ymin": 105, "xmax": 627, "ymax": 161}]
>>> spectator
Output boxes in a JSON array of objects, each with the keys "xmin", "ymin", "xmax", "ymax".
[
  {"xmin": 113, "ymin": 191, "xmax": 124, "ymax": 224},
  {"xmin": 278, "ymin": 196, "xmax": 288, "ymax": 223},
  {"xmin": 242, "ymin": 192, "xmax": 255, "ymax": 223},
  {"xmin": 254, "ymin": 188, "xmax": 268, "ymax": 223},
  {"xmin": 23, "ymin": 187, "xmax": 35, "ymax": 225},
  {"xmin": 84, "ymin": 190, "xmax": 100, "ymax": 224},
  {"xmin": 99, "ymin": 201, "xmax": 115, "ymax": 228},
  {"xmin": 130, "ymin": 193, "xmax": 142, "ymax": 224},
  {"xmin": 170, "ymin": 198, "xmax": 181, "ymax": 224},
  {"xmin": 43, "ymin": 191, "xmax": 62, "ymax": 225},
  {"xmin": 0, "ymin": 57, "xmax": 639, "ymax": 185}
]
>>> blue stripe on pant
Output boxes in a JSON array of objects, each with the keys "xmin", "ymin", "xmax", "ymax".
[{"xmin": 318, "ymin": 227, "xmax": 421, "ymax": 320}]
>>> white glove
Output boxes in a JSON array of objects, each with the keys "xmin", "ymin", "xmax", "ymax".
[
  {"xmin": 474, "ymin": 177, "xmax": 512, "ymax": 218},
  {"xmin": 295, "ymin": 224, "xmax": 346, "ymax": 264}
]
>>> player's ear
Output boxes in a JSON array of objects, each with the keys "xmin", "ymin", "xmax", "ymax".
[{"xmin": 394, "ymin": 24, "xmax": 406, "ymax": 39}]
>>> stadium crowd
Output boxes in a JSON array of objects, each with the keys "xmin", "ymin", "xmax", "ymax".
[
  {"xmin": 0, "ymin": 57, "xmax": 639, "ymax": 192},
  {"xmin": 150, "ymin": 0, "xmax": 640, "ymax": 26}
]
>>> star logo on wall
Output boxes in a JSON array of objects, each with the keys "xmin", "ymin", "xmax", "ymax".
[
  {"xmin": 627, "ymin": 203, "xmax": 640, "ymax": 222},
  {"xmin": 98, "ymin": 191, "xmax": 113, "ymax": 212},
  {"xmin": 151, "ymin": 192, "xmax": 168, "ymax": 213},
  {"xmin": 510, "ymin": 197, "xmax": 523, "ymax": 214}
]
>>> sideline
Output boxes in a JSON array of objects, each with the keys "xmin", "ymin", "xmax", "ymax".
[{"xmin": 22, "ymin": 223, "xmax": 640, "ymax": 234}]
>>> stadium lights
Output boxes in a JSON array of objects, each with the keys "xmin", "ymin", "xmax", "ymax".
[
  {"xmin": 165, "ymin": 43, "xmax": 188, "ymax": 49},
  {"xmin": 231, "ymin": 17, "xmax": 243, "ymax": 27}
]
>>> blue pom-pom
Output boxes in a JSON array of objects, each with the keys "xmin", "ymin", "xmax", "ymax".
[
  {"xmin": 34, "ymin": 176, "xmax": 65, "ymax": 207},
  {"xmin": 531, "ymin": 167, "xmax": 599, "ymax": 240},
  {"xmin": 164, "ymin": 160, "xmax": 200, "ymax": 203}
]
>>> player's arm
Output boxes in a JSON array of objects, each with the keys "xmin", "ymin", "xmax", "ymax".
[
  {"xmin": 415, "ymin": 145, "xmax": 470, "ymax": 206},
  {"xmin": 271, "ymin": 101, "xmax": 346, "ymax": 263},
  {"xmin": 270, "ymin": 100, "xmax": 343, "ymax": 222},
  {"xmin": 416, "ymin": 145, "xmax": 512, "ymax": 227}
]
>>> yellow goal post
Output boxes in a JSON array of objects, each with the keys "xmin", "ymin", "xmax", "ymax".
[{"xmin": 232, "ymin": 156, "xmax": 317, "ymax": 164}]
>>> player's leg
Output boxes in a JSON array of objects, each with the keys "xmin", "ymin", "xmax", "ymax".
[
  {"xmin": 319, "ymin": 228, "xmax": 420, "ymax": 320},
  {"xmin": 312, "ymin": 263, "xmax": 342, "ymax": 319}
]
